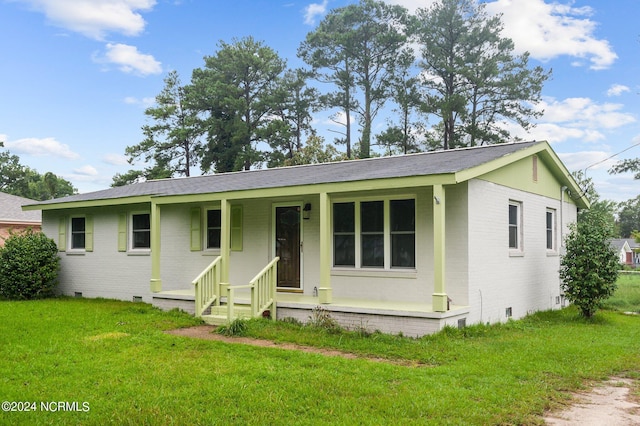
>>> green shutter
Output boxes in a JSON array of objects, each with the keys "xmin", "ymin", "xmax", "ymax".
[
  {"xmin": 85, "ymin": 215, "xmax": 94, "ymax": 252},
  {"xmin": 118, "ymin": 213, "xmax": 127, "ymax": 252},
  {"xmin": 230, "ymin": 205, "xmax": 243, "ymax": 252},
  {"xmin": 190, "ymin": 207, "xmax": 202, "ymax": 251},
  {"xmin": 58, "ymin": 216, "xmax": 67, "ymax": 252}
]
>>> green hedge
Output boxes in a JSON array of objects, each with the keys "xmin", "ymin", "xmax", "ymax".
[{"xmin": 0, "ymin": 230, "xmax": 60, "ymax": 300}]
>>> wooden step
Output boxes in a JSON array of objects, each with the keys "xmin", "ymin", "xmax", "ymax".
[{"xmin": 201, "ymin": 305, "xmax": 253, "ymax": 325}]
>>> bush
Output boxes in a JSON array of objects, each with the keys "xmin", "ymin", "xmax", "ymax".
[
  {"xmin": 0, "ymin": 230, "xmax": 60, "ymax": 300},
  {"xmin": 560, "ymin": 210, "xmax": 619, "ymax": 318}
]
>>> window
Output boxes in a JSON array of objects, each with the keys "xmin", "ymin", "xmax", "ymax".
[
  {"xmin": 546, "ymin": 209, "xmax": 556, "ymax": 250},
  {"xmin": 508, "ymin": 202, "xmax": 521, "ymax": 250},
  {"xmin": 391, "ymin": 199, "xmax": 415, "ymax": 268},
  {"xmin": 206, "ymin": 209, "xmax": 221, "ymax": 249},
  {"xmin": 333, "ymin": 202, "xmax": 355, "ymax": 266},
  {"xmin": 70, "ymin": 217, "xmax": 86, "ymax": 249},
  {"xmin": 131, "ymin": 213, "xmax": 150, "ymax": 249},
  {"xmin": 333, "ymin": 198, "xmax": 415, "ymax": 269}
]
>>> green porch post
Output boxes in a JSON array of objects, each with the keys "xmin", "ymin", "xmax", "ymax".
[
  {"xmin": 220, "ymin": 199, "xmax": 230, "ymax": 283},
  {"xmin": 150, "ymin": 201, "xmax": 162, "ymax": 292},
  {"xmin": 318, "ymin": 192, "xmax": 332, "ymax": 303},
  {"xmin": 432, "ymin": 184, "xmax": 448, "ymax": 312}
]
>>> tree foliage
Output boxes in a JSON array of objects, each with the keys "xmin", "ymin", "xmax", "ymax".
[
  {"xmin": 617, "ymin": 195, "xmax": 640, "ymax": 238},
  {"xmin": 610, "ymin": 158, "xmax": 640, "ymax": 180},
  {"xmin": 299, "ymin": 0, "xmax": 410, "ymax": 159},
  {"xmin": 0, "ymin": 142, "xmax": 76, "ymax": 200},
  {"xmin": 123, "ymin": 71, "xmax": 202, "ymax": 183},
  {"xmin": 413, "ymin": 0, "xmax": 549, "ymax": 149},
  {"xmin": 559, "ymin": 209, "xmax": 619, "ymax": 318},
  {"xmin": 0, "ymin": 229, "xmax": 60, "ymax": 300},
  {"xmin": 190, "ymin": 37, "xmax": 287, "ymax": 172}
]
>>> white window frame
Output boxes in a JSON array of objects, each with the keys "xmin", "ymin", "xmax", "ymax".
[
  {"xmin": 332, "ymin": 195, "xmax": 416, "ymax": 270},
  {"xmin": 546, "ymin": 208, "xmax": 556, "ymax": 252},
  {"xmin": 509, "ymin": 201, "xmax": 523, "ymax": 253},
  {"xmin": 130, "ymin": 211, "xmax": 151, "ymax": 251},
  {"xmin": 69, "ymin": 215, "xmax": 86, "ymax": 251}
]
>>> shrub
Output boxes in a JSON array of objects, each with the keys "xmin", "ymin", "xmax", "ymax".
[
  {"xmin": 0, "ymin": 230, "xmax": 60, "ymax": 300},
  {"xmin": 560, "ymin": 210, "xmax": 619, "ymax": 318},
  {"xmin": 307, "ymin": 306, "xmax": 342, "ymax": 333},
  {"xmin": 217, "ymin": 318, "xmax": 248, "ymax": 336}
]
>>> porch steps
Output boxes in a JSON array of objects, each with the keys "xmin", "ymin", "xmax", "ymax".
[{"xmin": 200, "ymin": 304, "xmax": 253, "ymax": 326}]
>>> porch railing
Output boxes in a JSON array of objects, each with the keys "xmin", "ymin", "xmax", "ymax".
[
  {"xmin": 224, "ymin": 257, "xmax": 279, "ymax": 321},
  {"xmin": 191, "ymin": 256, "xmax": 221, "ymax": 317}
]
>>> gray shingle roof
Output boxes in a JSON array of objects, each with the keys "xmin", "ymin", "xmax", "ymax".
[
  {"xmin": 30, "ymin": 141, "xmax": 543, "ymax": 206},
  {"xmin": 0, "ymin": 192, "xmax": 42, "ymax": 222}
]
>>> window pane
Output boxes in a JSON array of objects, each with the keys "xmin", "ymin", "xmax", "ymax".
[
  {"xmin": 546, "ymin": 229, "xmax": 553, "ymax": 250},
  {"xmin": 133, "ymin": 231, "xmax": 150, "ymax": 249},
  {"xmin": 392, "ymin": 234, "xmax": 415, "ymax": 267},
  {"xmin": 71, "ymin": 217, "xmax": 85, "ymax": 232},
  {"xmin": 509, "ymin": 204, "xmax": 518, "ymax": 226},
  {"xmin": 133, "ymin": 213, "xmax": 150, "ymax": 230},
  {"xmin": 391, "ymin": 199, "xmax": 415, "ymax": 232},
  {"xmin": 362, "ymin": 234, "xmax": 384, "ymax": 267},
  {"xmin": 207, "ymin": 210, "xmax": 221, "ymax": 249},
  {"xmin": 333, "ymin": 202, "xmax": 354, "ymax": 232},
  {"xmin": 334, "ymin": 235, "xmax": 355, "ymax": 266},
  {"xmin": 71, "ymin": 233, "xmax": 85, "ymax": 249},
  {"xmin": 546, "ymin": 211, "xmax": 552, "ymax": 229},
  {"xmin": 509, "ymin": 226, "xmax": 518, "ymax": 249},
  {"xmin": 361, "ymin": 201, "xmax": 383, "ymax": 232}
]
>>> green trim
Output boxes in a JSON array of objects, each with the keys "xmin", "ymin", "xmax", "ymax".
[
  {"xmin": 85, "ymin": 215, "xmax": 94, "ymax": 252},
  {"xmin": 220, "ymin": 200, "xmax": 230, "ymax": 283},
  {"xmin": 23, "ymin": 195, "xmax": 154, "ymax": 211},
  {"xmin": 432, "ymin": 185, "xmax": 447, "ymax": 312},
  {"xmin": 230, "ymin": 205, "xmax": 243, "ymax": 252},
  {"xmin": 58, "ymin": 216, "xmax": 67, "ymax": 252},
  {"xmin": 190, "ymin": 207, "xmax": 202, "ymax": 251},
  {"xmin": 318, "ymin": 192, "xmax": 332, "ymax": 302},
  {"xmin": 117, "ymin": 213, "xmax": 127, "ymax": 252},
  {"xmin": 150, "ymin": 202, "xmax": 162, "ymax": 292}
]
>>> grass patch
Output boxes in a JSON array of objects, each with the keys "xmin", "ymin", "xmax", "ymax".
[
  {"xmin": 1, "ymin": 281, "xmax": 639, "ymax": 425},
  {"xmin": 603, "ymin": 273, "xmax": 640, "ymax": 312}
]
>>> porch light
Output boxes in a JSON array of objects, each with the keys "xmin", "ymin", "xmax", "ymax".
[{"xmin": 303, "ymin": 203, "xmax": 312, "ymax": 220}]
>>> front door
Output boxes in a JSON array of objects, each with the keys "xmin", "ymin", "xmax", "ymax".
[{"xmin": 274, "ymin": 205, "xmax": 301, "ymax": 290}]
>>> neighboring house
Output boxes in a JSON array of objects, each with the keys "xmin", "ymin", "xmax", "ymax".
[
  {"xmin": 24, "ymin": 141, "xmax": 589, "ymax": 336},
  {"xmin": 610, "ymin": 239, "xmax": 639, "ymax": 266},
  {"xmin": 0, "ymin": 192, "xmax": 41, "ymax": 246}
]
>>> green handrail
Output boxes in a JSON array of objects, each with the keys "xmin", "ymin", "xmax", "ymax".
[{"xmin": 191, "ymin": 256, "xmax": 221, "ymax": 317}]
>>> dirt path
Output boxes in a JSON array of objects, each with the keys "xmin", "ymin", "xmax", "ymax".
[{"xmin": 167, "ymin": 326, "xmax": 640, "ymax": 425}]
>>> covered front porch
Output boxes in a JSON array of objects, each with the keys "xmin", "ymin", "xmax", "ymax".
[{"xmin": 152, "ymin": 287, "xmax": 470, "ymax": 337}]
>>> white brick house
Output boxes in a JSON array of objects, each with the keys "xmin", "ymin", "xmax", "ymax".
[{"xmin": 24, "ymin": 141, "xmax": 588, "ymax": 336}]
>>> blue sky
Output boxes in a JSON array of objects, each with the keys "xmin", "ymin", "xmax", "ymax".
[{"xmin": 1, "ymin": 0, "xmax": 639, "ymax": 203}]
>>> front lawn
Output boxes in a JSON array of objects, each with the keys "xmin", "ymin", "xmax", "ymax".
[{"xmin": 1, "ymin": 282, "xmax": 639, "ymax": 425}]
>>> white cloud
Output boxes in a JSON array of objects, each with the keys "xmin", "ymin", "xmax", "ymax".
[
  {"xmin": 4, "ymin": 137, "xmax": 80, "ymax": 160},
  {"xmin": 304, "ymin": 0, "xmax": 328, "ymax": 25},
  {"xmin": 484, "ymin": 0, "xmax": 617, "ymax": 70},
  {"xmin": 391, "ymin": 0, "xmax": 617, "ymax": 70},
  {"xmin": 16, "ymin": 0, "xmax": 156, "ymax": 40},
  {"xmin": 124, "ymin": 96, "xmax": 155, "ymax": 107},
  {"xmin": 558, "ymin": 151, "xmax": 617, "ymax": 172},
  {"xmin": 606, "ymin": 84, "xmax": 630, "ymax": 97},
  {"xmin": 537, "ymin": 97, "xmax": 636, "ymax": 130},
  {"xmin": 103, "ymin": 153, "xmax": 130, "ymax": 166},
  {"xmin": 73, "ymin": 165, "xmax": 99, "ymax": 176},
  {"xmin": 94, "ymin": 43, "xmax": 162, "ymax": 76}
]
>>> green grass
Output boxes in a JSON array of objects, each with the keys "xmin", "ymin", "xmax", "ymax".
[
  {"xmin": 602, "ymin": 273, "xmax": 640, "ymax": 312},
  {"xmin": 1, "ymin": 279, "xmax": 639, "ymax": 425}
]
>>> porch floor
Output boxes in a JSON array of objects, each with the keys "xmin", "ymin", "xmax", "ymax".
[{"xmin": 153, "ymin": 289, "xmax": 469, "ymax": 320}]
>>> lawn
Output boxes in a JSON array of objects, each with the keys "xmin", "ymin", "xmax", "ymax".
[{"xmin": 0, "ymin": 275, "xmax": 639, "ymax": 425}]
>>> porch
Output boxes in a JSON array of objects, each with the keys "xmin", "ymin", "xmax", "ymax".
[{"xmin": 152, "ymin": 289, "xmax": 470, "ymax": 337}]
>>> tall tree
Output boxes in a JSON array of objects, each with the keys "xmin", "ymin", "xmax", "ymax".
[
  {"xmin": 124, "ymin": 71, "xmax": 201, "ymax": 180},
  {"xmin": 267, "ymin": 69, "xmax": 319, "ymax": 167},
  {"xmin": 617, "ymin": 195, "xmax": 640, "ymax": 238},
  {"xmin": 190, "ymin": 37, "xmax": 287, "ymax": 172},
  {"xmin": 414, "ymin": 0, "xmax": 549, "ymax": 149},
  {"xmin": 300, "ymin": 0, "xmax": 410, "ymax": 158}
]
